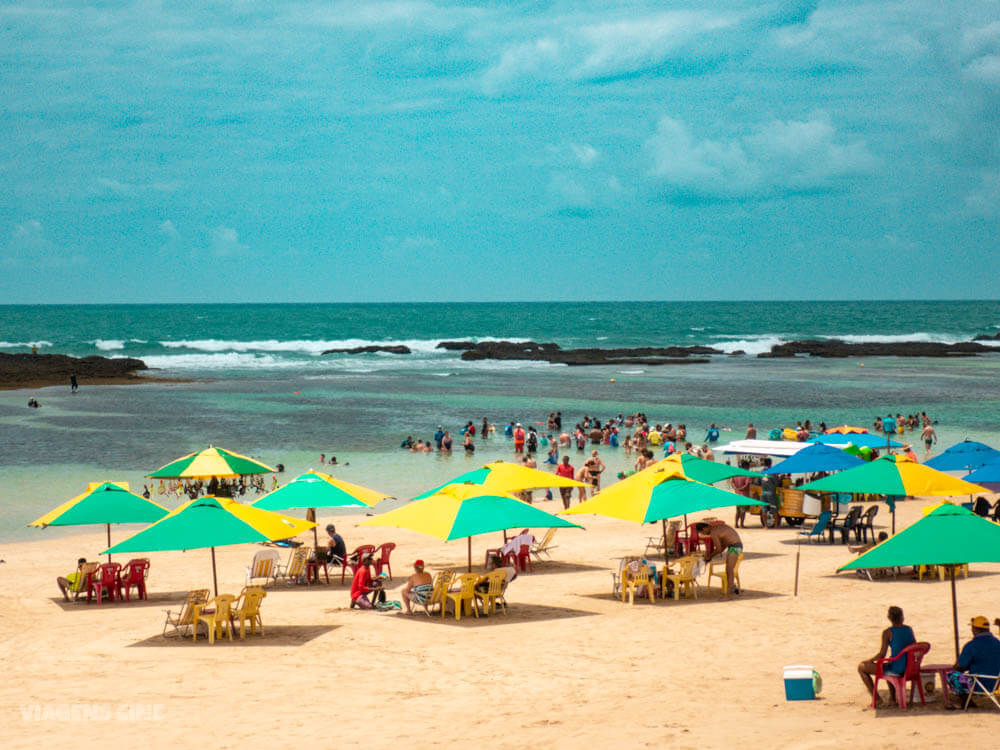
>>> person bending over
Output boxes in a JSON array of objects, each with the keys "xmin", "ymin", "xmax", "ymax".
[
  {"xmin": 350, "ymin": 555, "xmax": 385, "ymax": 610},
  {"xmin": 857, "ymin": 605, "xmax": 915, "ymax": 706},
  {"xmin": 696, "ymin": 521, "xmax": 742, "ymax": 600}
]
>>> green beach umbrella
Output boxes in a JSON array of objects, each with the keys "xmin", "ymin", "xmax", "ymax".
[
  {"xmin": 564, "ymin": 466, "xmax": 766, "ymax": 564},
  {"xmin": 413, "ymin": 460, "xmax": 587, "ymax": 500},
  {"xmin": 103, "ymin": 495, "xmax": 315, "ymax": 595},
  {"xmin": 839, "ymin": 503, "xmax": 1000, "ymax": 658},
  {"xmin": 800, "ymin": 454, "xmax": 989, "ymax": 533},
  {"xmin": 650, "ymin": 452, "xmax": 764, "ymax": 484},
  {"xmin": 147, "ymin": 445, "xmax": 275, "ymax": 479},
  {"xmin": 251, "ymin": 470, "xmax": 392, "ymax": 546},
  {"xmin": 29, "ymin": 481, "xmax": 170, "ymax": 561},
  {"xmin": 358, "ymin": 483, "xmax": 583, "ymax": 571}
]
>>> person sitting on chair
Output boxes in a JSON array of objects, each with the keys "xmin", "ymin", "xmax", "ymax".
[
  {"xmin": 857, "ymin": 605, "xmax": 915, "ymax": 706},
  {"xmin": 57, "ymin": 558, "xmax": 88, "ymax": 601},
  {"xmin": 324, "ymin": 524, "xmax": 347, "ymax": 565},
  {"xmin": 400, "ymin": 559, "xmax": 433, "ymax": 614},
  {"xmin": 946, "ymin": 615, "xmax": 1000, "ymax": 709},
  {"xmin": 350, "ymin": 555, "xmax": 385, "ymax": 610}
]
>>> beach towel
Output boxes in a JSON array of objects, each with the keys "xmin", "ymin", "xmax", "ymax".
[{"xmin": 410, "ymin": 584, "xmax": 433, "ymax": 604}]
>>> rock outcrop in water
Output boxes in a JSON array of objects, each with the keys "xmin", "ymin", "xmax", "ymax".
[
  {"xmin": 0, "ymin": 353, "xmax": 150, "ymax": 389},
  {"xmin": 456, "ymin": 340, "xmax": 717, "ymax": 366},
  {"xmin": 435, "ymin": 341, "xmax": 478, "ymax": 351},
  {"xmin": 322, "ymin": 345, "xmax": 412, "ymax": 355},
  {"xmin": 758, "ymin": 339, "xmax": 993, "ymax": 358}
]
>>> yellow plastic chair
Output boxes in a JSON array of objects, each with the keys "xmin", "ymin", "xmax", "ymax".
[
  {"xmin": 621, "ymin": 563, "xmax": 656, "ymax": 606},
  {"xmin": 474, "ymin": 570, "xmax": 507, "ymax": 615},
  {"xmin": 918, "ymin": 563, "xmax": 968, "ymax": 581},
  {"xmin": 663, "ymin": 556, "xmax": 698, "ymax": 600},
  {"xmin": 163, "ymin": 589, "xmax": 210, "ymax": 638},
  {"xmin": 192, "ymin": 594, "xmax": 235, "ymax": 644},
  {"xmin": 277, "ymin": 546, "xmax": 309, "ymax": 584},
  {"xmin": 611, "ymin": 555, "xmax": 641, "ymax": 597},
  {"xmin": 707, "ymin": 553, "xmax": 744, "ymax": 595},
  {"xmin": 231, "ymin": 586, "xmax": 267, "ymax": 638},
  {"xmin": 443, "ymin": 573, "xmax": 480, "ymax": 621},
  {"xmin": 420, "ymin": 570, "xmax": 455, "ymax": 616}
]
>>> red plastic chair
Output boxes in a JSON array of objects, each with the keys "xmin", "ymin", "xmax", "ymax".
[
  {"xmin": 118, "ymin": 558, "xmax": 150, "ymax": 601},
  {"xmin": 681, "ymin": 523, "xmax": 702, "ymax": 555},
  {"xmin": 873, "ymin": 641, "xmax": 931, "ymax": 709},
  {"xmin": 504, "ymin": 545, "xmax": 533, "ymax": 573},
  {"xmin": 341, "ymin": 544, "xmax": 376, "ymax": 583},
  {"xmin": 88, "ymin": 562, "xmax": 121, "ymax": 605},
  {"xmin": 373, "ymin": 543, "xmax": 396, "ymax": 580}
]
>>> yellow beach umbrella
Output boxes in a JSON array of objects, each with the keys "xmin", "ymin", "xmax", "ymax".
[
  {"xmin": 414, "ymin": 460, "xmax": 587, "ymax": 499},
  {"xmin": 147, "ymin": 445, "xmax": 275, "ymax": 479},
  {"xmin": 30, "ymin": 481, "xmax": 169, "ymax": 561}
]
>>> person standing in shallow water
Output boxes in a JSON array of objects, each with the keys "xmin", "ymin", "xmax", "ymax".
[{"xmin": 70, "ymin": 374, "xmax": 78, "ymax": 393}]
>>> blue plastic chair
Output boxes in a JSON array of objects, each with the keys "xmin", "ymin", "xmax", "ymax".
[{"xmin": 800, "ymin": 510, "xmax": 831, "ymax": 543}]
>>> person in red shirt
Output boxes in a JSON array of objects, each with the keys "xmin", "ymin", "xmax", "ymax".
[
  {"xmin": 513, "ymin": 423, "xmax": 526, "ymax": 453},
  {"xmin": 350, "ymin": 555, "xmax": 384, "ymax": 609},
  {"xmin": 554, "ymin": 455, "xmax": 576, "ymax": 509}
]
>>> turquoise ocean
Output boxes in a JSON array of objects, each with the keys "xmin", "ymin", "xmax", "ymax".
[{"xmin": 3, "ymin": 301, "xmax": 1000, "ymax": 542}]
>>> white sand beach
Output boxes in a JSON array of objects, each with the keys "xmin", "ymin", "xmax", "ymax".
[{"xmin": 2, "ymin": 494, "xmax": 997, "ymax": 749}]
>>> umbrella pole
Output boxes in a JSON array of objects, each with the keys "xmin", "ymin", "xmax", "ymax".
[
  {"xmin": 950, "ymin": 564, "xmax": 960, "ymax": 661},
  {"xmin": 662, "ymin": 518, "xmax": 669, "ymax": 567},
  {"xmin": 211, "ymin": 546, "xmax": 219, "ymax": 597},
  {"xmin": 793, "ymin": 536, "xmax": 801, "ymax": 596},
  {"xmin": 106, "ymin": 523, "xmax": 112, "ymax": 563},
  {"xmin": 312, "ymin": 508, "xmax": 319, "ymax": 549},
  {"xmin": 467, "ymin": 537, "xmax": 472, "ymax": 573}
]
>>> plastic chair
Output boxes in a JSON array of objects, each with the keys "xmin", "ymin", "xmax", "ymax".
[
  {"xmin": 663, "ymin": 556, "xmax": 698, "ymax": 600},
  {"xmin": 118, "ymin": 558, "xmax": 150, "ymax": 601},
  {"xmin": 230, "ymin": 586, "xmax": 266, "ymax": 638},
  {"xmin": 192, "ymin": 594, "xmax": 236, "ymax": 644},
  {"xmin": 505, "ymin": 544, "xmax": 533, "ymax": 573},
  {"xmin": 87, "ymin": 562, "xmax": 121, "ymax": 605},
  {"xmin": 611, "ymin": 556, "xmax": 641, "ymax": 597},
  {"xmin": 830, "ymin": 506, "xmax": 863, "ymax": 544},
  {"xmin": 422, "ymin": 570, "xmax": 455, "ymax": 616},
  {"xmin": 474, "ymin": 570, "xmax": 507, "ymax": 615},
  {"xmin": 872, "ymin": 641, "xmax": 931, "ymax": 709},
  {"xmin": 918, "ymin": 563, "xmax": 968, "ymax": 581},
  {"xmin": 707, "ymin": 553, "xmax": 743, "ymax": 595},
  {"xmin": 341, "ymin": 544, "xmax": 376, "ymax": 583},
  {"xmin": 277, "ymin": 546, "xmax": 309, "ymax": 584},
  {"xmin": 799, "ymin": 511, "xmax": 831, "ymax": 543},
  {"xmin": 245, "ymin": 549, "xmax": 280, "ymax": 586},
  {"xmin": 443, "ymin": 573, "xmax": 480, "ymax": 620},
  {"xmin": 373, "ymin": 542, "xmax": 396, "ymax": 580},
  {"xmin": 621, "ymin": 563, "xmax": 656, "ymax": 606},
  {"xmin": 859, "ymin": 505, "xmax": 879, "ymax": 543},
  {"xmin": 163, "ymin": 589, "xmax": 209, "ymax": 637}
]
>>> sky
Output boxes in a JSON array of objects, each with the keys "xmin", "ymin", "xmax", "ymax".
[{"xmin": 1, "ymin": 0, "xmax": 999, "ymax": 302}]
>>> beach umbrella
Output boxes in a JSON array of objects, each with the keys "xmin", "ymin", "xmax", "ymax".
[
  {"xmin": 29, "ymin": 481, "xmax": 169, "ymax": 562},
  {"xmin": 649, "ymin": 452, "xmax": 763, "ymax": 484},
  {"xmin": 924, "ymin": 440, "xmax": 1000, "ymax": 473},
  {"xmin": 413, "ymin": 460, "xmax": 587, "ymax": 500},
  {"xmin": 808, "ymin": 433, "xmax": 903, "ymax": 450},
  {"xmin": 102, "ymin": 495, "xmax": 314, "ymax": 595},
  {"xmin": 839, "ymin": 503, "xmax": 1000, "ymax": 659},
  {"xmin": 358, "ymin": 483, "xmax": 582, "ymax": 571},
  {"xmin": 563, "ymin": 466, "xmax": 766, "ymax": 564},
  {"xmin": 251, "ymin": 470, "xmax": 391, "ymax": 546},
  {"xmin": 762, "ymin": 443, "xmax": 866, "ymax": 475},
  {"xmin": 963, "ymin": 457, "xmax": 1000, "ymax": 492},
  {"xmin": 800, "ymin": 455, "xmax": 989, "ymax": 533},
  {"xmin": 147, "ymin": 446, "xmax": 275, "ymax": 479},
  {"xmin": 824, "ymin": 425, "xmax": 869, "ymax": 434}
]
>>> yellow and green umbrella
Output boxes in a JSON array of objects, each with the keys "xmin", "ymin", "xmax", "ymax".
[
  {"xmin": 360, "ymin": 483, "xmax": 582, "ymax": 571},
  {"xmin": 252, "ymin": 470, "xmax": 391, "ymax": 545},
  {"xmin": 103, "ymin": 495, "xmax": 314, "ymax": 594},
  {"xmin": 564, "ymin": 466, "xmax": 766, "ymax": 563},
  {"xmin": 414, "ymin": 460, "xmax": 587, "ymax": 500},
  {"xmin": 840, "ymin": 503, "xmax": 1000, "ymax": 658},
  {"xmin": 147, "ymin": 446, "xmax": 275, "ymax": 479},
  {"xmin": 649, "ymin": 452, "xmax": 763, "ymax": 484},
  {"xmin": 800, "ymin": 454, "xmax": 989, "ymax": 532},
  {"xmin": 29, "ymin": 481, "xmax": 169, "ymax": 561}
]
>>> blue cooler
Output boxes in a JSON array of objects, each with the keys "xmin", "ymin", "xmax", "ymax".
[{"xmin": 783, "ymin": 665, "xmax": 822, "ymax": 700}]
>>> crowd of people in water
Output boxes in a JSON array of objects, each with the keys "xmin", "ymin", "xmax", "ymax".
[{"xmin": 141, "ymin": 473, "xmax": 280, "ymax": 500}]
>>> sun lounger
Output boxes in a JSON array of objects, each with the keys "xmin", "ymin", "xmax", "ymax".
[
  {"xmin": 531, "ymin": 528, "xmax": 560, "ymax": 562},
  {"xmin": 163, "ymin": 589, "xmax": 210, "ymax": 638},
  {"xmin": 246, "ymin": 549, "xmax": 280, "ymax": 586}
]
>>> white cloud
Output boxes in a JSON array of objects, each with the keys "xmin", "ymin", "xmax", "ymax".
[
  {"xmin": 965, "ymin": 54, "xmax": 1000, "ymax": 83},
  {"xmin": 645, "ymin": 113, "xmax": 877, "ymax": 199},
  {"xmin": 159, "ymin": 220, "xmax": 180, "ymax": 240},
  {"xmin": 570, "ymin": 143, "xmax": 599, "ymax": 166},
  {"xmin": 209, "ymin": 225, "xmax": 247, "ymax": 257}
]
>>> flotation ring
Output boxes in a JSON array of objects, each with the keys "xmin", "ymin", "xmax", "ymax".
[{"xmin": 781, "ymin": 428, "xmax": 798, "ymax": 441}]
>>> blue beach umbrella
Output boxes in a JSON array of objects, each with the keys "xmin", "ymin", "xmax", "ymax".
[
  {"xmin": 924, "ymin": 440, "xmax": 1000, "ymax": 473},
  {"xmin": 762, "ymin": 442, "xmax": 866, "ymax": 475},
  {"xmin": 808, "ymin": 433, "xmax": 903, "ymax": 450},
  {"xmin": 962, "ymin": 457, "xmax": 1000, "ymax": 492}
]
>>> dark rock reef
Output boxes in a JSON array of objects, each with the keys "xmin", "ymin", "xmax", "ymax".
[
  {"xmin": 758, "ymin": 339, "xmax": 994, "ymax": 358},
  {"xmin": 0, "ymin": 352, "xmax": 150, "ymax": 389},
  {"xmin": 457, "ymin": 340, "xmax": 716, "ymax": 366},
  {"xmin": 322, "ymin": 345, "xmax": 412, "ymax": 355}
]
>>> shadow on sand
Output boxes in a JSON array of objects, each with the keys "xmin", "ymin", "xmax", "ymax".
[{"xmin": 128, "ymin": 624, "xmax": 340, "ymax": 647}]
